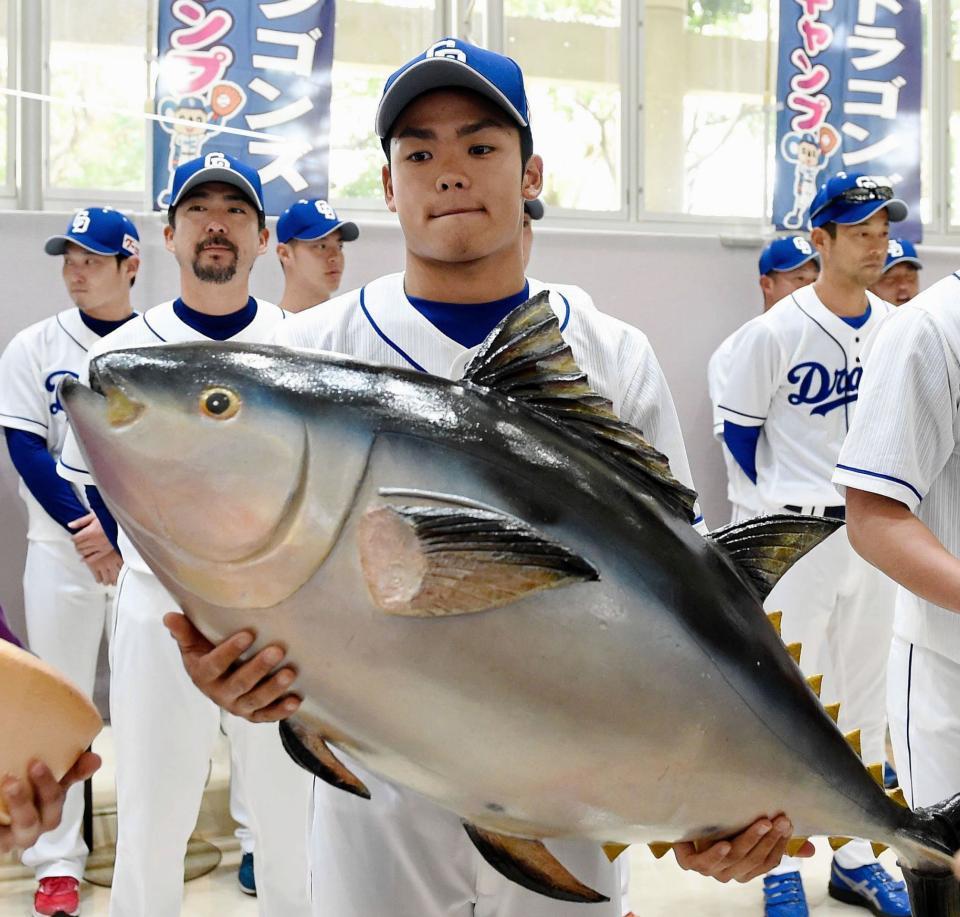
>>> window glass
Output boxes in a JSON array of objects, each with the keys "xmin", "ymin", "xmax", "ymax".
[
  {"xmin": 329, "ymin": 0, "xmax": 438, "ymax": 200},
  {"xmin": 0, "ymin": 0, "xmax": 8, "ymax": 187},
  {"xmin": 644, "ymin": 0, "xmax": 770, "ymax": 216},
  {"xmin": 504, "ymin": 0, "xmax": 622, "ymax": 212},
  {"xmin": 47, "ymin": 2, "xmax": 148, "ymax": 192},
  {"xmin": 949, "ymin": 1, "xmax": 960, "ymax": 224}
]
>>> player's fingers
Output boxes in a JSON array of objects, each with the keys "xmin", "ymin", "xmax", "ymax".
[
  {"xmin": 246, "ymin": 694, "xmax": 303, "ymax": 723},
  {"xmin": 673, "ymin": 838, "xmax": 733, "ymax": 878},
  {"xmin": 27, "ymin": 761, "xmax": 67, "ymax": 833},
  {"xmin": 715, "ymin": 817, "xmax": 794, "ymax": 883},
  {"xmin": 163, "ymin": 612, "xmax": 219, "ymax": 657},
  {"xmin": 215, "ymin": 646, "xmax": 289, "ymax": 702},
  {"xmin": 67, "ymin": 513, "xmax": 94, "ymax": 530},
  {"xmin": 1, "ymin": 776, "xmax": 42, "ymax": 848},
  {"xmin": 60, "ymin": 752, "xmax": 101, "ymax": 790},
  {"xmin": 230, "ymin": 666, "xmax": 299, "ymax": 718}
]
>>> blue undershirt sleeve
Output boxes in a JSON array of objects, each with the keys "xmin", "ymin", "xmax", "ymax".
[
  {"xmin": 723, "ymin": 421, "xmax": 761, "ymax": 485},
  {"xmin": 85, "ymin": 486, "xmax": 119, "ymax": 553},
  {"xmin": 5, "ymin": 427, "xmax": 88, "ymax": 532}
]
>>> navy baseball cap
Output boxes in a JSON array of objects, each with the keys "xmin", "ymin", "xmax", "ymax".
[
  {"xmin": 883, "ymin": 238, "xmax": 922, "ymax": 272},
  {"xmin": 524, "ymin": 199, "xmax": 544, "ymax": 220},
  {"xmin": 169, "ymin": 152, "xmax": 265, "ymax": 214},
  {"xmin": 758, "ymin": 236, "xmax": 819, "ymax": 275},
  {"xmin": 277, "ymin": 199, "xmax": 359, "ymax": 244},
  {"xmin": 809, "ymin": 172, "xmax": 907, "ymax": 228},
  {"xmin": 45, "ymin": 207, "xmax": 140, "ymax": 258},
  {"xmin": 376, "ymin": 38, "xmax": 529, "ymax": 141}
]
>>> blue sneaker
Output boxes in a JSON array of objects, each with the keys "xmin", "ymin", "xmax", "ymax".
[
  {"xmin": 884, "ymin": 762, "xmax": 899, "ymax": 789},
  {"xmin": 763, "ymin": 872, "xmax": 809, "ymax": 916},
  {"xmin": 828, "ymin": 860, "xmax": 910, "ymax": 916},
  {"xmin": 238, "ymin": 851, "xmax": 257, "ymax": 896}
]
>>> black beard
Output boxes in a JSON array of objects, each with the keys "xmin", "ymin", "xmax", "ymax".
[{"xmin": 192, "ymin": 259, "xmax": 238, "ymax": 284}]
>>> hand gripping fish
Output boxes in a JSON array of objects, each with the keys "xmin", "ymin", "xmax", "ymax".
[{"xmin": 60, "ymin": 294, "xmax": 960, "ymax": 912}]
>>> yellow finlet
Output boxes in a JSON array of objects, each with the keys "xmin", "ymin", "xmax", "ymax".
[
  {"xmin": 825, "ymin": 702, "xmax": 840, "ymax": 722},
  {"xmin": 868, "ymin": 763, "xmax": 884, "ymax": 787},
  {"xmin": 887, "ymin": 787, "xmax": 908, "ymax": 808},
  {"xmin": 806, "ymin": 674, "xmax": 823, "ymax": 697},
  {"xmin": 648, "ymin": 842, "xmax": 672, "ymax": 860},
  {"xmin": 845, "ymin": 729, "xmax": 862, "ymax": 758},
  {"xmin": 767, "ymin": 610, "xmax": 783, "ymax": 636},
  {"xmin": 603, "ymin": 843, "xmax": 629, "ymax": 862},
  {"xmin": 785, "ymin": 837, "xmax": 809, "ymax": 856},
  {"xmin": 829, "ymin": 836, "xmax": 852, "ymax": 850},
  {"xmin": 872, "ymin": 842, "xmax": 889, "ymax": 857},
  {"xmin": 786, "ymin": 642, "xmax": 802, "ymax": 665}
]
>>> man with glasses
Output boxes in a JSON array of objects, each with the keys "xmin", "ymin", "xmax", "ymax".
[
  {"xmin": 718, "ymin": 173, "xmax": 910, "ymax": 917},
  {"xmin": 708, "ymin": 236, "xmax": 820, "ymax": 524}
]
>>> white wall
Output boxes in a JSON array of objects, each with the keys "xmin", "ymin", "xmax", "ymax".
[{"xmin": 1, "ymin": 210, "xmax": 957, "ymax": 646}]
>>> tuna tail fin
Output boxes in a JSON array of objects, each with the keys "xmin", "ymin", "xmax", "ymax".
[
  {"xmin": 895, "ymin": 790, "xmax": 960, "ymax": 915},
  {"xmin": 900, "ymin": 867, "xmax": 960, "ymax": 917},
  {"xmin": 706, "ymin": 514, "xmax": 844, "ymax": 603},
  {"xmin": 463, "ymin": 823, "xmax": 609, "ymax": 903},
  {"xmin": 461, "ymin": 291, "xmax": 698, "ymax": 523},
  {"xmin": 278, "ymin": 720, "xmax": 370, "ymax": 799}
]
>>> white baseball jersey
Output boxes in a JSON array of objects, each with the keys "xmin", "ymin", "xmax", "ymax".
[
  {"xmin": 717, "ymin": 283, "xmax": 893, "ymax": 508},
  {"xmin": 707, "ymin": 327, "xmax": 760, "ymax": 519},
  {"xmin": 274, "ymin": 272, "xmax": 699, "ymax": 514},
  {"xmin": 58, "ymin": 299, "xmax": 286, "ymax": 573},
  {"xmin": 0, "ymin": 308, "xmax": 103, "ymax": 541},
  {"xmin": 274, "ymin": 271, "xmax": 699, "ymax": 916},
  {"xmin": 834, "ymin": 272, "xmax": 960, "ymax": 664}
]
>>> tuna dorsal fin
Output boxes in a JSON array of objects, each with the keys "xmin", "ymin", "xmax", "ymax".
[
  {"xmin": 463, "ymin": 823, "xmax": 609, "ymax": 903},
  {"xmin": 358, "ymin": 504, "xmax": 599, "ymax": 617},
  {"xmin": 461, "ymin": 292, "xmax": 698, "ymax": 523},
  {"xmin": 706, "ymin": 514, "xmax": 843, "ymax": 602}
]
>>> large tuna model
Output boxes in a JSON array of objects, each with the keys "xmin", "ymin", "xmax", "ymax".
[{"xmin": 61, "ymin": 295, "xmax": 960, "ymax": 912}]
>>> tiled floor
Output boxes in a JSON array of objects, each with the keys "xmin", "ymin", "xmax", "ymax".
[
  {"xmin": 0, "ymin": 841, "xmax": 906, "ymax": 915},
  {"xmin": 0, "ymin": 726, "xmax": 906, "ymax": 915}
]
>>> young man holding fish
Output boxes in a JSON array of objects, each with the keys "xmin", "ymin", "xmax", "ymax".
[
  {"xmin": 165, "ymin": 39, "xmax": 812, "ymax": 917},
  {"xmin": 57, "ymin": 154, "xmax": 312, "ymax": 917}
]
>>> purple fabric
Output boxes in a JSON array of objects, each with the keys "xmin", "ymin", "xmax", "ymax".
[{"xmin": 0, "ymin": 606, "xmax": 23, "ymax": 648}]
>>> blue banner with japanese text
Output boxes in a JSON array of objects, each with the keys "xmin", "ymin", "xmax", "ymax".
[
  {"xmin": 773, "ymin": 0, "xmax": 922, "ymax": 241},
  {"xmin": 153, "ymin": 0, "xmax": 335, "ymax": 214}
]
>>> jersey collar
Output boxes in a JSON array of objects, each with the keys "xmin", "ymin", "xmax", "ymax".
[
  {"xmin": 56, "ymin": 308, "xmax": 102, "ymax": 353},
  {"xmin": 142, "ymin": 298, "xmax": 284, "ymax": 343}
]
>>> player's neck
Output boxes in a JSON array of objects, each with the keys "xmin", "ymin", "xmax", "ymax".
[
  {"xmin": 80, "ymin": 296, "xmax": 134, "ymax": 323},
  {"xmin": 179, "ymin": 272, "xmax": 253, "ymax": 315},
  {"xmin": 278, "ymin": 279, "xmax": 330, "ymax": 313},
  {"xmin": 403, "ymin": 250, "xmax": 526, "ymax": 304},
  {"xmin": 813, "ymin": 272, "xmax": 870, "ymax": 317}
]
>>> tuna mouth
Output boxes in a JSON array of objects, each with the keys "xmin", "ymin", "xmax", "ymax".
[
  {"xmin": 105, "ymin": 388, "xmax": 144, "ymax": 427},
  {"xmin": 88, "ymin": 363, "xmax": 144, "ymax": 428}
]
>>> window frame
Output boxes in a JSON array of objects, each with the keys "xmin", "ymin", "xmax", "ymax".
[{"xmin": 0, "ymin": 0, "xmax": 950, "ymax": 244}]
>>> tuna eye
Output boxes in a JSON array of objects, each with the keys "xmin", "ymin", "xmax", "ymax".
[{"xmin": 200, "ymin": 387, "xmax": 240, "ymax": 420}]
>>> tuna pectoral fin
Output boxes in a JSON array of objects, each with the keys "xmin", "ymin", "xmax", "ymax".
[
  {"xmin": 463, "ymin": 823, "xmax": 609, "ymax": 904},
  {"xmin": 359, "ymin": 504, "xmax": 599, "ymax": 617},
  {"xmin": 706, "ymin": 513, "xmax": 844, "ymax": 602},
  {"xmin": 278, "ymin": 720, "xmax": 370, "ymax": 799}
]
